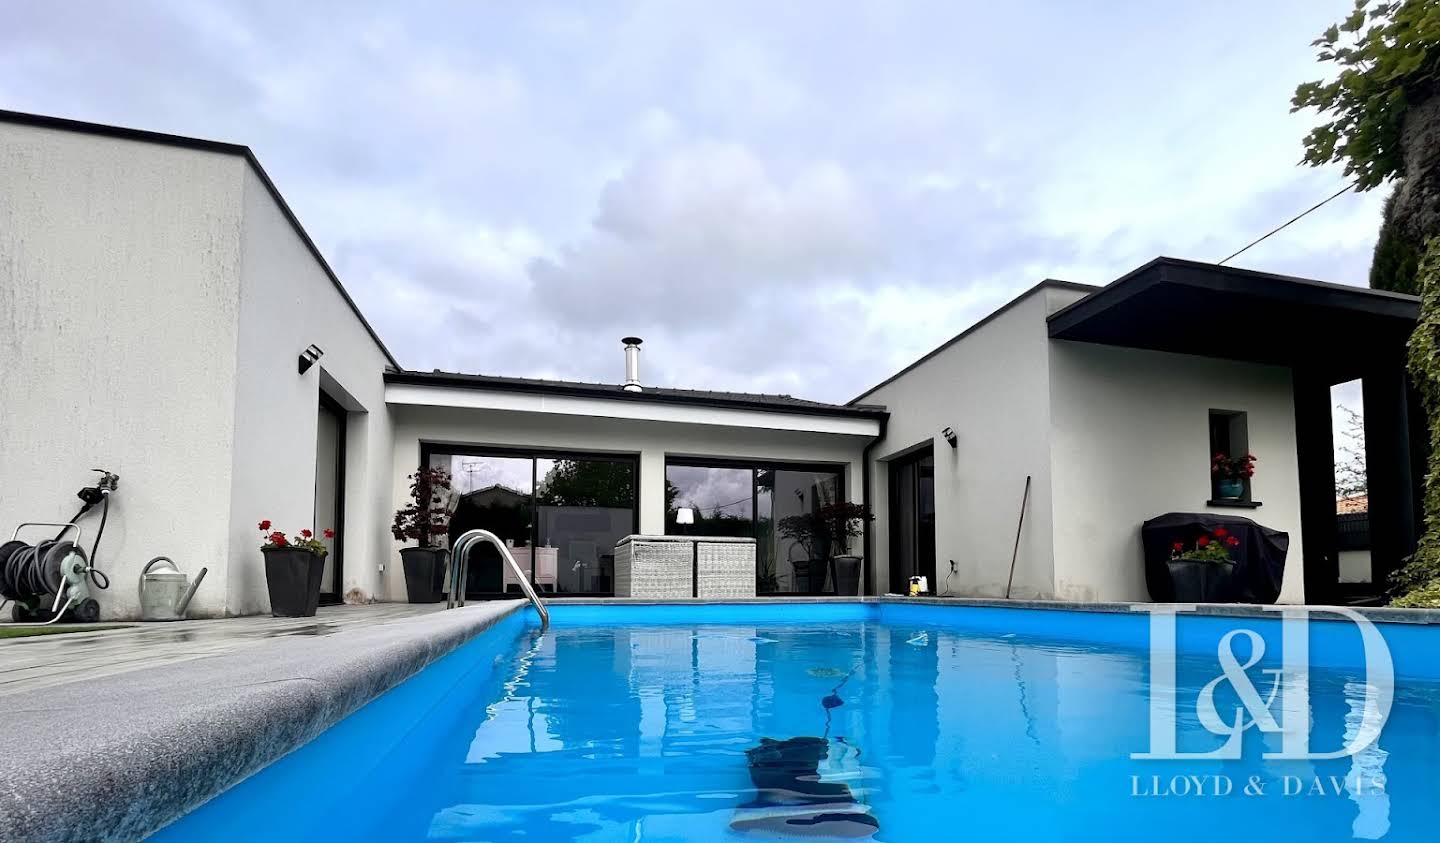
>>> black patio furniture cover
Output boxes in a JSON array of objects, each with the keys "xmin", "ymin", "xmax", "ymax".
[{"xmin": 1140, "ymin": 512, "xmax": 1289, "ymax": 604}]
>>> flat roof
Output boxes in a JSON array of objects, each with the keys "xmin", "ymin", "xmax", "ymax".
[
  {"xmin": 0, "ymin": 108, "xmax": 401, "ymax": 370},
  {"xmin": 387, "ymin": 369, "xmax": 889, "ymax": 420},
  {"xmin": 1048, "ymin": 257, "xmax": 1419, "ymax": 379}
]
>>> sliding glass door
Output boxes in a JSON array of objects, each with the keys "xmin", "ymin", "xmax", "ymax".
[
  {"xmin": 536, "ymin": 457, "xmax": 635, "ymax": 596},
  {"xmin": 423, "ymin": 446, "xmax": 637, "ymax": 598},
  {"xmin": 666, "ymin": 461, "xmax": 843, "ymax": 595},
  {"xmin": 888, "ymin": 447, "xmax": 936, "ymax": 593}
]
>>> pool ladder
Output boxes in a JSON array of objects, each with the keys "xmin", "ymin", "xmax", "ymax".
[{"xmin": 447, "ymin": 529, "xmax": 549, "ymax": 629}]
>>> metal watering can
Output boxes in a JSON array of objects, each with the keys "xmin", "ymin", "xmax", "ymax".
[{"xmin": 139, "ymin": 556, "xmax": 207, "ymax": 621}]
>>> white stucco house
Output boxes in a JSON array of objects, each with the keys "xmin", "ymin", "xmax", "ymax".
[{"xmin": 0, "ymin": 110, "xmax": 1424, "ymax": 619}]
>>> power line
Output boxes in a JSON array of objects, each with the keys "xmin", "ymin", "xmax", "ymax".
[{"xmin": 1217, "ymin": 182, "xmax": 1357, "ymax": 266}]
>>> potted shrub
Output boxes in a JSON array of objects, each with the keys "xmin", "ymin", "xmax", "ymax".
[
  {"xmin": 1167, "ymin": 526, "xmax": 1240, "ymax": 602},
  {"xmin": 819, "ymin": 502, "xmax": 873, "ymax": 597},
  {"xmin": 779, "ymin": 513, "xmax": 825, "ymax": 594},
  {"xmin": 1211, "ymin": 452, "xmax": 1256, "ymax": 500},
  {"xmin": 259, "ymin": 521, "xmax": 332, "ymax": 617},
  {"xmin": 392, "ymin": 467, "xmax": 453, "ymax": 603}
]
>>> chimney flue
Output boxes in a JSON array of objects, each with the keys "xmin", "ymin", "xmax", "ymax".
[{"xmin": 622, "ymin": 337, "xmax": 643, "ymax": 392}]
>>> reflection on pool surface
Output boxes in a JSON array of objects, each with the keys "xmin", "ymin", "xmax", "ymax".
[{"xmin": 160, "ymin": 604, "xmax": 1440, "ymax": 842}]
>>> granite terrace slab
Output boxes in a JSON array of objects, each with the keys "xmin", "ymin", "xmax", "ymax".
[
  {"xmin": 0, "ymin": 600, "xmax": 525, "ymax": 843},
  {"xmin": 0, "ymin": 603, "xmax": 445, "ymax": 697}
]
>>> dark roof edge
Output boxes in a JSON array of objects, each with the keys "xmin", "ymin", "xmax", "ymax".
[
  {"xmin": 0, "ymin": 108, "xmax": 402, "ymax": 371},
  {"xmin": 385, "ymin": 370, "xmax": 890, "ymax": 421},
  {"xmin": 1046, "ymin": 255, "xmax": 1420, "ymax": 329},
  {"xmin": 847, "ymin": 279, "xmax": 1098, "ymax": 405}
]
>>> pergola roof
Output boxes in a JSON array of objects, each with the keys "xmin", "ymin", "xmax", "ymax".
[{"xmin": 1047, "ymin": 257, "xmax": 1419, "ymax": 380}]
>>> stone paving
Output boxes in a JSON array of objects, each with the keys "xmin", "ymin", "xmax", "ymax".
[{"xmin": 0, "ymin": 602, "xmax": 443, "ymax": 697}]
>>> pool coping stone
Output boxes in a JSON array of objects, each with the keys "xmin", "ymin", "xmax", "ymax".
[
  {"xmin": 551, "ymin": 595, "xmax": 1440, "ymax": 625},
  {"xmin": 0, "ymin": 600, "xmax": 525, "ymax": 843}
]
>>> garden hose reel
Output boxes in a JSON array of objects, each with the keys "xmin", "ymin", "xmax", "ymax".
[
  {"xmin": 0, "ymin": 524, "xmax": 102, "ymax": 624},
  {"xmin": 0, "ymin": 469, "xmax": 117, "ymax": 625}
]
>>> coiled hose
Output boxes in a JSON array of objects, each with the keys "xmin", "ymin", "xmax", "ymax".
[
  {"xmin": 0, "ymin": 496, "xmax": 112, "ymax": 603},
  {"xmin": 0, "ymin": 540, "xmax": 71, "ymax": 601}
]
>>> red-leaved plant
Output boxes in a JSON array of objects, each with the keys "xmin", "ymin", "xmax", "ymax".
[
  {"xmin": 392, "ymin": 467, "xmax": 452, "ymax": 547},
  {"xmin": 258, "ymin": 520, "xmax": 333, "ymax": 555}
]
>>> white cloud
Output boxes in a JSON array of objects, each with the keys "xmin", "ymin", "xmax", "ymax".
[
  {"xmin": 530, "ymin": 141, "xmax": 877, "ymax": 340},
  {"xmin": 0, "ymin": 0, "xmax": 1388, "ymax": 404}
]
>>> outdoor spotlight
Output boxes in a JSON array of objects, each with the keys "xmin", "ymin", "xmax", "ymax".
[
  {"xmin": 298, "ymin": 343, "xmax": 324, "ymax": 375},
  {"xmin": 942, "ymin": 427, "xmax": 958, "ymax": 448}
]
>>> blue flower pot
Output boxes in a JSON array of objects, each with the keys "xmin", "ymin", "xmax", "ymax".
[{"xmin": 1216, "ymin": 479, "xmax": 1245, "ymax": 500}]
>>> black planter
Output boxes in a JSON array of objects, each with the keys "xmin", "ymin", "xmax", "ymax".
[
  {"xmin": 401, "ymin": 546, "xmax": 449, "ymax": 604},
  {"xmin": 1166, "ymin": 559, "xmax": 1234, "ymax": 603},
  {"xmin": 264, "ymin": 547, "xmax": 325, "ymax": 617},
  {"xmin": 792, "ymin": 559, "xmax": 825, "ymax": 595},
  {"xmin": 831, "ymin": 556, "xmax": 862, "ymax": 596}
]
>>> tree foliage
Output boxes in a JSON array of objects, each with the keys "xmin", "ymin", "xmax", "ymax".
[
  {"xmin": 1334, "ymin": 405, "xmax": 1369, "ymax": 500},
  {"xmin": 535, "ymin": 460, "xmax": 634, "ymax": 508},
  {"xmin": 1293, "ymin": 0, "xmax": 1440, "ymax": 191},
  {"xmin": 1395, "ymin": 239, "xmax": 1440, "ymax": 606},
  {"xmin": 1370, "ymin": 188, "xmax": 1426, "ymax": 292}
]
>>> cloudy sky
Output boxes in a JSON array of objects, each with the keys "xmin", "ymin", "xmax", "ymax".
[{"xmin": 0, "ymin": 1, "xmax": 1382, "ymax": 410}]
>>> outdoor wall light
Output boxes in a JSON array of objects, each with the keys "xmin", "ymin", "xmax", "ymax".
[
  {"xmin": 298, "ymin": 343, "xmax": 325, "ymax": 375},
  {"xmin": 941, "ymin": 427, "xmax": 958, "ymax": 448}
]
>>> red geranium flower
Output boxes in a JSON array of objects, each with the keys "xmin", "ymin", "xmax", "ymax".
[
  {"xmin": 1197, "ymin": 535, "xmax": 1210, "ymax": 548},
  {"xmin": 1172, "ymin": 541, "xmax": 1184, "ymax": 552},
  {"xmin": 269, "ymin": 531, "xmax": 288, "ymax": 547},
  {"xmin": 1226, "ymin": 535, "xmax": 1240, "ymax": 547},
  {"xmin": 324, "ymin": 528, "xmax": 335, "ymax": 539},
  {"xmin": 1213, "ymin": 526, "xmax": 1228, "ymax": 538},
  {"xmin": 258, "ymin": 520, "xmax": 272, "ymax": 531},
  {"xmin": 301, "ymin": 529, "xmax": 313, "ymax": 539}
]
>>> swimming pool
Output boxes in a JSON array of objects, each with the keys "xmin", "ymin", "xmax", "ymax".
[{"xmin": 156, "ymin": 602, "xmax": 1440, "ymax": 841}]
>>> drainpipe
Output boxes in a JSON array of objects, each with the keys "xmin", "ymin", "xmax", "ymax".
[{"xmin": 860, "ymin": 412, "xmax": 889, "ymax": 597}]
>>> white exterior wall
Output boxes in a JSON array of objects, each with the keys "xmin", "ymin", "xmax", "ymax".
[
  {"xmin": 0, "ymin": 122, "xmax": 245, "ymax": 618},
  {"xmin": 1047, "ymin": 342, "xmax": 1305, "ymax": 603},
  {"xmin": 228, "ymin": 167, "xmax": 395, "ymax": 613},
  {"xmin": 2, "ymin": 121, "xmax": 397, "ymax": 619},
  {"xmin": 386, "ymin": 402, "xmax": 871, "ymax": 600},
  {"xmin": 858, "ymin": 285, "xmax": 1091, "ymax": 597}
]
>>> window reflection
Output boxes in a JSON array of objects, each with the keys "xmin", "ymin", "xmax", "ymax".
[
  {"xmin": 536, "ymin": 458, "xmax": 635, "ymax": 595},
  {"xmin": 666, "ymin": 463, "xmax": 842, "ymax": 595},
  {"xmin": 666, "ymin": 465, "xmax": 754, "ymax": 537},
  {"xmin": 426, "ymin": 450, "xmax": 636, "ymax": 597}
]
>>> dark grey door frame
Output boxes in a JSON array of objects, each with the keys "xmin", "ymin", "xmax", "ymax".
[{"xmin": 317, "ymin": 391, "xmax": 346, "ymax": 606}]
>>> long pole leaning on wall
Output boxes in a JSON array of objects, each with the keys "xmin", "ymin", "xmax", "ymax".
[{"xmin": 1004, "ymin": 475, "xmax": 1032, "ymax": 600}]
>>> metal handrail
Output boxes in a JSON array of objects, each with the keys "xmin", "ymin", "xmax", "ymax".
[{"xmin": 447, "ymin": 528, "xmax": 549, "ymax": 629}]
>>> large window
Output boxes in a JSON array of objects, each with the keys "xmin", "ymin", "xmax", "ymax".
[
  {"xmin": 424, "ymin": 446, "xmax": 637, "ymax": 597},
  {"xmin": 666, "ymin": 460, "xmax": 843, "ymax": 595}
]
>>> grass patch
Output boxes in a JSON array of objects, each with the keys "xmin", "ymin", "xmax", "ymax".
[{"xmin": 0, "ymin": 624, "xmax": 132, "ymax": 640}]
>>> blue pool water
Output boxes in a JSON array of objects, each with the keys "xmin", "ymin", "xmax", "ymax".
[{"xmin": 161, "ymin": 603, "xmax": 1440, "ymax": 841}]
